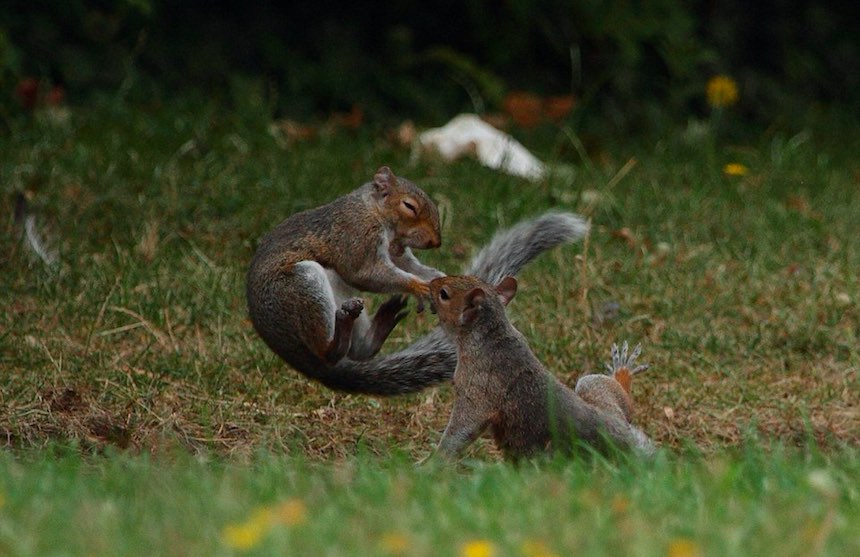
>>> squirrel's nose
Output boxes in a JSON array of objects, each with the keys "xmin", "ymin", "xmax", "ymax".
[{"xmin": 428, "ymin": 229, "xmax": 442, "ymax": 249}]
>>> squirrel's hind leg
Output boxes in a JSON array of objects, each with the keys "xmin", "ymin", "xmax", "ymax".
[
  {"xmin": 325, "ymin": 298, "xmax": 365, "ymax": 364},
  {"xmin": 348, "ymin": 295, "xmax": 409, "ymax": 360},
  {"xmin": 325, "ymin": 269, "xmax": 409, "ymax": 361},
  {"xmin": 291, "ymin": 261, "xmax": 365, "ymax": 365}
]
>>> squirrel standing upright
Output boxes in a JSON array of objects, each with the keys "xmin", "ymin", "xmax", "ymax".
[
  {"xmin": 428, "ymin": 274, "xmax": 655, "ymax": 459},
  {"xmin": 247, "ymin": 166, "xmax": 591, "ymax": 395}
]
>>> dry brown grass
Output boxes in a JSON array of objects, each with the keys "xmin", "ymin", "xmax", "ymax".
[{"xmin": 3, "ymin": 250, "xmax": 856, "ymax": 459}]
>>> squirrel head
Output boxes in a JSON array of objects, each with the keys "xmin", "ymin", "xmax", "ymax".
[
  {"xmin": 430, "ymin": 275, "xmax": 517, "ymax": 333},
  {"xmin": 372, "ymin": 166, "xmax": 442, "ymax": 250}
]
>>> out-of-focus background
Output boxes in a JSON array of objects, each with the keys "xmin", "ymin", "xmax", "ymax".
[{"xmin": 2, "ymin": 1, "xmax": 858, "ymax": 134}]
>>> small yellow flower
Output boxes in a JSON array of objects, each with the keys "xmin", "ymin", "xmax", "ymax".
[
  {"xmin": 668, "ymin": 538, "xmax": 701, "ymax": 557},
  {"xmin": 521, "ymin": 539, "xmax": 560, "ymax": 557},
  {"xmin": 706, "ymin": 75, "xmax": 739, "ymax": 108},
  {"xmin": 379, "ymin": 532, "xmax": 411, "ymax": 555},
  {"xmin": 222, "ymin": 519, "xmax": 269, "ymax": 551},
  {"xmin": 221, "ymin": 499, "xmax": 307, "ymax": 551},
  {"xmin": 723, "ymin": 163, "xmax": 749, "ymax": 176},
  {"xmin": 271, "ymin": 498, "xmax": 307, "ymax": 526},
  {"xmin": 461, "ymin": 539, "xmax": 496, "ymax": 557}
]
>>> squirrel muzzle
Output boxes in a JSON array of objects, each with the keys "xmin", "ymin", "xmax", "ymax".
[
  {"xmin": 428, "ymin": 233, "xmax": 442, "ymax": 249},
  {"xmin": 404, "ymin": 225, "xmax": 441, "ymax": 250}
]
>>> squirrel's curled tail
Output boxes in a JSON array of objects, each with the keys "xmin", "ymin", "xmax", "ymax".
[{"xmin": 305, "ymin": 211, "xmax": 590, "ymax": 395}]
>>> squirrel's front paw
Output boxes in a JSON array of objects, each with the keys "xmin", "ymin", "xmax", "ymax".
[
  {"xmin": 408, "ymin": 278, "xmax": 431, "ymax": 297},
  {"xmin": 406, "ymin": 279, "xmax": 432, "ymax": 313}
]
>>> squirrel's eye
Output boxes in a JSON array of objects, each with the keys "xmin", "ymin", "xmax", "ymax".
[
  {"xmin": 440, "ymin": 288, "xmax": 450, "ymax": 301},
  {"xmin": 402, "ymin": 200, "xmax": 417, "ymax": 215}
]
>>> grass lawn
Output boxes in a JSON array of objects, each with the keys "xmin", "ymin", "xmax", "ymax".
[
  {"xmin": 1, "ymin": 96, "xmax": 858, "ymax": 555},
  {"xmin": 0, "ymin": 447, "xmax": 857, "ymax": 556}
]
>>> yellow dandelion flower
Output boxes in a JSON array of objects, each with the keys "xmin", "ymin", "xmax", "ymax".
[
  {"xmin": 521, "ymin": 539, "xmax": 560, "ymax": 557},
  {"xmin": 379, "ymin": 532, "xmax": 411, "ymax": 555},
  {"xmin": 668, "ymin": 538, "xmax": 701, "ymax": 557},
  {"xmin": 221, "ymin": 499, "xmax": 307, "ymax": 551},
  {"xmin": 222, "ymin": 519, "xmax": 269, "ymax": 551},
  {"xmin": 706, "ymin": 75, "xmax": 739, "ymax": 108},
  {"xmin": 723, "ymin": 163, "xmax": 749, "ymax": 176},
  {"xmin": 272, "ymin": 498, "xmax": 307, "ymax": 526},
  {"xmin": 461, "ymin": 539, "xmax": 496, "ymax": 557}
]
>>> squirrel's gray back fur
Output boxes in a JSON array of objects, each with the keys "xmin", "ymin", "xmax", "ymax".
[{"xmin": 270, "ymin": 212, "xmax": 589, "ymax": 395}]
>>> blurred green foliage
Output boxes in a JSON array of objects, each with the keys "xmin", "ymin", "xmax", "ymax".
[{"xmin": 1, "ymin": 1, "xmax": 858, "ymax": 134}]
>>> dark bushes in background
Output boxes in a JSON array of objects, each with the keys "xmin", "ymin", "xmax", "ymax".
[{"xmin": 1, "ymin": 0, "xmax": 858, "ymax": 132}]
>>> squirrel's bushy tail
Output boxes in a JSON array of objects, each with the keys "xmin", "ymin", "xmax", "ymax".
[
  {"xmin": 311, "ymin": 211, "xmax": 590, "ymax": 395},
  {"xmin": 466, "ymin": 211, "xmax": 589, "ymax": 284}
]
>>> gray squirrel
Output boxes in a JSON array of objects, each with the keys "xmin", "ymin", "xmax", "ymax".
[
  {"xmin": 246, "ymin": 166, "xmax": 589, "ymax": 395},
  {"xmin": 427, "ymin": 274, "xmax": 655, "ymax": 459}
]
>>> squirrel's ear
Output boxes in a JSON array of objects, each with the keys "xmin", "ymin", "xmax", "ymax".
[
  {"xmin": 373, "ymin": 166, "xmax": 396, "ymax": 198},
  {"xmin": 495, "ymin": 276, "xmax": 517, "ymax": 306},
  {"xmin": 460, "ymin": 288, "xmax": 485, "ymax": 325}
]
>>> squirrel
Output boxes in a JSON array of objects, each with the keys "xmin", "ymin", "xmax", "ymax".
[
  {"xmin": 427, "ymin": 274, "xmax": 655, "ymax": 460},
  {"xmin": 247, "ymin": 166, "xmax": 444, "ymax": 369},
  {"xmin": 247, "ymin": 165, "xmax": 590, "ymax": 395}
]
